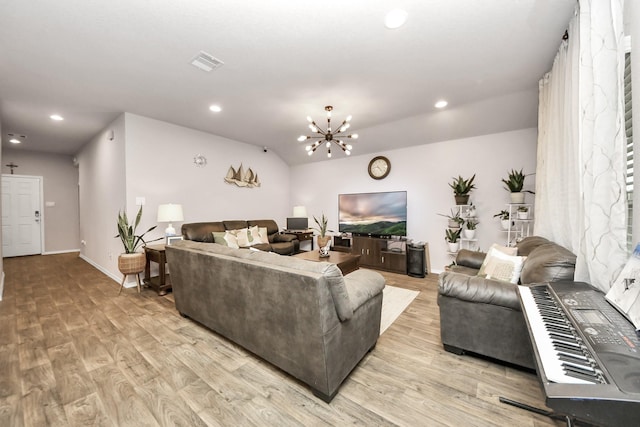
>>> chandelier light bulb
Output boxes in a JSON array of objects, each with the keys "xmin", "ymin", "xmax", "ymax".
[
  {"xmin": 305, "ymin": 145, "xmax": 311, "ymax": 151},
  {"xmin": 306, "ymin": 116, "xmax": 313, "ymax": 122},
  {"xmin": 326, "ymin": 110, "xmax": 332, "ymax": 118},
  {"xmin": 327, "ymin": 152, "xmax": 332, "ymax": 158},
  {"xmin": 346, "ymin": 115, "xmax": 352, "ymax": 122},
  {"xmin": 308, "ymin": 150, "xmax": 313, "ymax": 156},
  {"xmin": 326, "ymin": 142, "xmax": 331, "ymax": 148},
  {"xmin": 298, "ymin": 135, "xmax": 307, "ymax": 142},
  {"xmin": 346, "ymin": 144, "xmax": 352, "ymax": 150},
  {"xmin": 345, "ymin": 150, "xmax": 351, "ymax": 155},
  {"xmin": 351, "ymin": 134, "xmax": 359, "ymax": 139}
]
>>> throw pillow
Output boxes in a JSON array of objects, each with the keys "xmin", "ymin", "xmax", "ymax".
[
  {"xmin": 477, "ymin": 244, "xmax": 518, "ymax": 277},
  {"xmin": 212, "ymin": 231, "xmax": 228, "ymax": 246},
  {"xmin": 234, "ymin": 228, "xmax": 251, "ymax": 247},
  {"xmin": 248, "ymin": 225, "xmax": 264, "ymax": 245},
  {"xmin": 223, "ymin": 230, "xmax": 240, "ymax": 249},
  {"xmin": 480, "ymin": 247, "xmax": 526, "ymax": 284},
  {"xmin": 258, "ymin": 227, "xmax": 269, "ymax": 243}
]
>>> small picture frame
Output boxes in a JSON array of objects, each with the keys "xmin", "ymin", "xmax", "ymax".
[{"xmin": 166, "ymin": 235, "xmax": 184, "ymax": 245}]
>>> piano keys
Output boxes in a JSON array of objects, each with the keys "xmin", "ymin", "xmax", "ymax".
[{"xmin": 517, "ymin": 281, "xmax": 640, "ymax": 426}]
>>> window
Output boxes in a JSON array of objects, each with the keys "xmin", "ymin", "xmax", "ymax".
[{"xmin": 625, "ymin": 51, "xmax": 633, "ymax": 251}]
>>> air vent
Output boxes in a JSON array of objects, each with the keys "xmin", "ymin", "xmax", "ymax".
[{"xmin": 190, "ymin": 51, "xmax": 224, "ymax": 72}]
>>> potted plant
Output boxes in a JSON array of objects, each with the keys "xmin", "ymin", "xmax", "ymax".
[
  {"xmin": 115, "ymin": 206, "xmax": 162, "ymax": 293},
  {"xmin": 493, "ymin": 209, "xmax": 511, "ymax": 230},
  {"xmin": 313, "ymin": 213, "xmax": 332, "ymax": 255},
  {"xmin": 517, "ymin": 205, "xmax": 529, "ymax": 220},
  {"xmin": 501, "ymin": 169, "xmax": 533, "ymax": 204},
  {"xmin": 463, "ymin": 219, "xmax": 478, "ymax": 239},
  {"xmin": 438, "ymin": 209, "xmax": 464, "ymax": 229},
  {"xmin": 445, "ymin": 228, "xmax": 462, "ymax": 252},
  {"xmin": 449, "ymin": 174, "xmax": 476, "ymax": 205}
]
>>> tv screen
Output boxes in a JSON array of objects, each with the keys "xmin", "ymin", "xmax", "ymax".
[{"xmin": 338, "ymin": 191, "xmax": 407, "ymax": 236}]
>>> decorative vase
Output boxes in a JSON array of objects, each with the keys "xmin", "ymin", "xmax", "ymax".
[
  {"xmin": 447, "ymin": 242, "xmax": 459, "ymax": 253},
  {"xmin": 454, "ymin": 195, "xmax": 469, "ymax": 205},
  {"xmin": 118, "ymin": 252, "xmax": 146, "ymax": 274},
  {"xmin": 447, "ymin": 219, "xmax": 460, "ymax": 229},
  {"xmin": 463, "ymin": 229, "xmax": 475, "ymax": 239},
  {"xmin": 501, "ymin": 219, "xmax": 511, "ymax": 230},
  {"xmin": 517, "ymin": 211, "xmax": 529, "ymax": 220},
  {"xmin": 510, "ymin": 192, "xmax": 525, "ymax": 204},
  {"xmin": 317, "ymin": 236, "xmax": 331, "ymax": 256}
]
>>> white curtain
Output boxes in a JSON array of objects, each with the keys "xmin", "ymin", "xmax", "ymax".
[{"xmin": 535, "ymin": 0, "xmax": 628, "ymax": 292}]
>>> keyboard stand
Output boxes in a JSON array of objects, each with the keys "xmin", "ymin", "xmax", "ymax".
[{"xmin": 499, "ymin": 397, "xmax": 576, "ymax": 427}]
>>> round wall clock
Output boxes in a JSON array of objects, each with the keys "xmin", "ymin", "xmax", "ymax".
[{"xmin": 368, "ymin": 156, "xmax": 391, "ymax": 180}]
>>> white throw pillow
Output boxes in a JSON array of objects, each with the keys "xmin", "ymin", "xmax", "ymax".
[
  {"xmin": 248, "ymin": 225, "xmax": 264, "ymax": 245},
  {"xmin": 223, "ymin": 230, "xmax": 240, "ymax": 249},
  {"xmin": 234, "ymin": 228, "xmax": 250, "ymax": 247},
  {"xmin": 477, "ymin": 244, "xmax": 518, "ymax": 277},
  {"xmin": 258, "ymin": 227, "xmax": 269, "ymax": 243},
  {"xmin": 480, "ymin": 247, "xmax": 526, "ymax": 284}
]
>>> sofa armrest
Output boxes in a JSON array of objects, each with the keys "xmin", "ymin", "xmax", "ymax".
[
  {"xmin": 438, "ymin": 271, "xmax": 521, "ymax": 311},
  {"xmin": 343, "ymin": 269, "xmax": 386, "ymax": 313},
  {"xmin": 455, "ymin": 249, "xmax": 486, "ymax": 270},
  {"xmin": 274, "ymin": 233, "xmax": 298, "ymax": 243}
]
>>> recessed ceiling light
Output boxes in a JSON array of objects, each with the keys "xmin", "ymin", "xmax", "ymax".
[
  {"xmin": 385, "ymin": 9, "xmax": 408, "ymax": 29},
  {"xmin": 50, "ymin": 114, "xmax": 64, "ymax": 121},
  {"xmin": 209, "ymin": 105, "xmax": 222, "ymax": 113},
  {"xmin": 9, "ymin": 138, "xmax": 21, "ymax": 144},
  {"xmin": 435, "ymin": 100, "xmax": 448, "ymax": 109}
]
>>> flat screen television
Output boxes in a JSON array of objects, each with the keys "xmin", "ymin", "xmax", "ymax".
[{"xmin": 338, "ymin": 191, "xmax": 407, "ymax": 237}]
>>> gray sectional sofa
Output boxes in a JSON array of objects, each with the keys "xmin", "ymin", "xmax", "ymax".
[
  {"xmin": 165, "ymin": 240, "xmax": 386, "ymax": 402},
  {"xmin": 438, "ymin": 236, "xmax": 577, "ymax": 369}
]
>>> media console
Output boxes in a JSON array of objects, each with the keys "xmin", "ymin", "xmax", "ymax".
[{"xmin": 334, "ymin": 235, "xmax": 407, "ymax": 275}]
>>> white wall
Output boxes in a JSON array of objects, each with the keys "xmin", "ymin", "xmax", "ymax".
[
  {"xmin": 290, "ymin": 128, "xmax": 538, "ymax": 273},
  {"xmin": 123, "ymin": 113, "xmax": 291, "ymax": 245},
  {"xmin": 77, "ymin": 114, "xmax": 127, "ymax": 282},
  {"xmin": 77, "ymin": 113, "xmax": 291, "ymax": 283},
  {"xmin": 1, "ymin": 149, "xmax": 80, "ymax": 253}
]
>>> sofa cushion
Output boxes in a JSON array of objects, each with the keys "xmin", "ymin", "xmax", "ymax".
[
  {"xmin": 223, "ymin": 220, "xmax": 249, "ymax": 231},
  {"xmin": 439, "ymin": 271, "xmax": 522, "ymax": 310},
  {"xmin": 212, "ymin": 231, "xmax": 228, "ymax": 246},
  {"xmin": 520, "ymin": 242, "xmax": 576, "ymax": 284},
  {"xmin": 516, "ymin": 236, "xmax": 551, "ymax": 256},
  {"xmin": 182, "ymin": 222, "xmax": 225, "ymax": 242}
]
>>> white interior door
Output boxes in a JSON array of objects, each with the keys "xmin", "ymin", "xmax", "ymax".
[{"xmin": 2, "ymin": 175, "xmax": 43, "ymax": 257}]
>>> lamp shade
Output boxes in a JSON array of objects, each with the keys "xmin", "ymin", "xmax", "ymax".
[
  {"xmin": 157, "ymin": 204, "xmax": 184, "ymax": 222},
  {"xmin": 292, "ymin": 206, "xmax": 307, "ymax": 217}
]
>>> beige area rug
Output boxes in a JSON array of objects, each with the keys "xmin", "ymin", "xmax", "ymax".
[{"xmin": 380, "ymin": 285, "xmax": 420, "ymax": 335}]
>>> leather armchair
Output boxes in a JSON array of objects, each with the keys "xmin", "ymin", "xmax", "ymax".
[{"xmin": 438, "ymin": 236, "xmax": 576, "ymax": 369}]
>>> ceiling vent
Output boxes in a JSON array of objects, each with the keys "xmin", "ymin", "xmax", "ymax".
[{"xmin": 190, "ymin": 51, "xmax": 224, "ymax": 72}]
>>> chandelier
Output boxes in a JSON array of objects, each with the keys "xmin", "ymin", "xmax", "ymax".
[{"xmin": 297, "ymin": 106, "xmax": 358, "ymax": 158}]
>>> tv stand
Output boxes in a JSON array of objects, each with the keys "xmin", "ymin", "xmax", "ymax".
[{"xmin": 349, "ymin": 236, "xmax": 407, "ymax": 275}]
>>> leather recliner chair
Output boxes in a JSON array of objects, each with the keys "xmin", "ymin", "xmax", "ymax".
[{"xmin": 437, "ymin": 236, "xmax": 576, "ymax": 369}]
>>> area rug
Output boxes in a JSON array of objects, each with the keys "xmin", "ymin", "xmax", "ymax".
[{"xmin": 379, "ymin": 285, "xmax": 420, "ymax": 335}]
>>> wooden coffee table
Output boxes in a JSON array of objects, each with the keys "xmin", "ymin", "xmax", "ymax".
[{"xmin": 293, "ymin": 250, "xmax": 360, "ymax": 275}]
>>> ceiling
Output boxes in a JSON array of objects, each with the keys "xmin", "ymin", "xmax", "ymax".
[{"xmin": 0, "ymin": 0, "xmax": 576, "ymax": 165}]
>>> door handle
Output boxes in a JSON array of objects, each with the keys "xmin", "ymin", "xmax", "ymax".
[{"xmin": 35, "ymin": 210, "xmax": 40, "ymax": 222}]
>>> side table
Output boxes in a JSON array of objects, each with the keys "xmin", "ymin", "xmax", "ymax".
[
  {"xmin": 285, "ymin": 230, "xmax": 314, "ymax": 251},
  {"xmin": 143, "ymin": 244, "xmax": 172, "ymax": 296}
]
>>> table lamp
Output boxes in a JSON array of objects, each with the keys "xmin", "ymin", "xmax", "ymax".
[
  {"xmin": 157, "ymin": 204, "xmax": 184, "ymax": 236},
  {"xmin": 293, "ymin": 206, "xmax": 307, "ymax": 217}
]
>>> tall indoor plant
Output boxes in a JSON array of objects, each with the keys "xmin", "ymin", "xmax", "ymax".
[
  {"xmin": 449, "ymin": 174, "xmax": 476, "ymax": 205},
  {"xmin": 313, "ymin": 213, "xmax": 332, "ymax": 255},
  {"xmin": 115, "ymin": 206, "xmax": 161, "ymax": 293}
]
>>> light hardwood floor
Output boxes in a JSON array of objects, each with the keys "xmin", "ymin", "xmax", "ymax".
[{"xmin": 0, "ymin": 253, "xmax": 561, "ymax": 426}]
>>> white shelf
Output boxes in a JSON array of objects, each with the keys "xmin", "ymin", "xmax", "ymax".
[{"xmin": 503, "ymin": 203, "xmax": 534, "ymax": 246}]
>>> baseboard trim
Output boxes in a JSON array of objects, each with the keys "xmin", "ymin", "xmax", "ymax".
[
  {"xmin": 78, "ymin": 254, "xmax": 137, "ymax": 288},
  {"xmin": 0, "ymin": 271, "xmax": 5, "ymax": 301},
  {"xmin": 43, "ymin": 249, "xmax": 81, "ymax": 255}
]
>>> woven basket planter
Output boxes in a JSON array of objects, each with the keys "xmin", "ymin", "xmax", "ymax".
[{"xmin": 118, "ymin": 252, "xmax": 146, "ymax": 274}]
